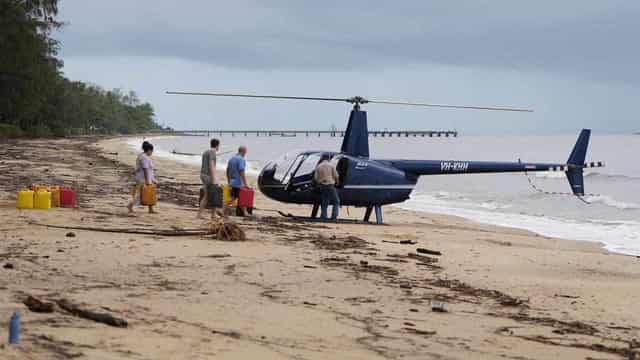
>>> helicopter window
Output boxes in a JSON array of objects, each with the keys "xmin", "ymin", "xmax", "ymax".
[
  {"xmin": 273, "ymin": 151, "xmax": 300, "ymax": 182},
  {"xmin": 282, "ymin": 155, "xmax": 305, "ymax": 184},
  {"xmin": 294, "ymin": 153, "xmax": 322, "ymax": 177}
]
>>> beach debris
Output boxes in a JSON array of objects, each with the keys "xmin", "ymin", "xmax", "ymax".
[
  {"xmin": 360, "ymin": 260, "xmax": 369, "ymax": 266},
  {"xmin": 32, "ymin": 222, "xmax": 212, "ymax": 237},
  {"xmin": 209, "ymin": 221, "xmax": 247, "ymax": 241},
  {"xmin": 23, "ymin": 296, "xmax": 56, "ymax": 313},
  {"xmin": 303, "ymin": 265, "xmax": 317, "ymax": 269},
  {"xmin": 211, "ymin": 329, "xmax": 242, "ymax": 339},
  {"xmin": 554, "ymin": 294, "xmax": 580, "ymax": 299},
  {"xmin": 382, "ymin": 240, "xmax": 417, "ymax": 245},
  {"xmin": 409, "ymin": 308, "xmax": 419, "ymax": 313},
  {"xmin": 201, "ymin": 254, "xmax": 232, "ymax": 259},
  {"xmin": 431, "ymin": 300, "xmax": 448, "ymax": 313},
  {"xmin": 303, "ymin": 301, "xmax": 317, "ymax": 306},
  {"xmin": 311, "ymin": 235, "xmax": 370, "ymax": 250},
  {"xmin": 65, "ymin": 232, "xmax": 76, "ymax": 238},
  {"xmin": 3, "ymin": 263, "xmax": 14, "ymax": 269},
  {"xmin": 9, "ymin": 311, "xmax": 20, "ymax": 345},
  {"xmin": 403, "ymin": 327, "xmax": 436, "ymax": 336},
  {"xmin": 56, "ymin": 298, "xmax": 128, "ymax": 328},
  {"xmin": 417, "ymin": 248, "xmax": 442, "ymax": 256}
]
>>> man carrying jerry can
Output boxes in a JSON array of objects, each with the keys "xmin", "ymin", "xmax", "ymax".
[
  {"xmin": 198, "ymin": 139, "xmax": 225, "ymax": 219},
  {"xmin": 226, "ymin": 146, "xmax": 252, "ymax": 217}
]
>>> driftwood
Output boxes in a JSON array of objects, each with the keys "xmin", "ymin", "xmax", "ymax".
[
  {"xmin": 31, "ymin": 222, "xmax": 211, "ymax": 237},
  {"xmin": 24, "ymin": 296, "xmax": 56, "ymax": 313},
  {"xmin": 56, "ymin": 299, "xmax": 128, "ymax": 328},
  {"xmin": 209, "ymin": 221, "xmax": 247, "ymax": 241},
  {"xmin": 417, "ymin": 248, "xmax": 442, "ymax": 256}
]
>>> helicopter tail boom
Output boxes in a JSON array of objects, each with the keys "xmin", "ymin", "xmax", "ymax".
[{"xmin": 389, "ymin": 129, "xmax": 603, "ymax": 196}]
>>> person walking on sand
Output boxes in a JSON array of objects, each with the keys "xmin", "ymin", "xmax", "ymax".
[
  {"xmin": 199, "ymin": 138, "xmax": 224, "ymax": 219},
  {"xmin": 314, "ymin": 154, "xmax": 340, "ymax": 220},
  {"xmin": 127, "ymin": 141, "xmax": 157, "ymax": 214},
  {"xmin": 226, "ymin": 146, "xmax": 249, "ymax": 216}
]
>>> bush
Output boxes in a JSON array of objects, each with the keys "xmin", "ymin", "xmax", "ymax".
[
  {"xmin": 0, "ymin": 123, "xmax": 24, "ymax": 138},
  {"xmin": 31, "ymin": 125, "xmax": 53, "ymax": 138}
]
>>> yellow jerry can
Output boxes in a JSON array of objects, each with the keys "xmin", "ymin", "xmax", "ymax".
[
  {"xmin": 34, "ymin": 190, "xmax": 52, "ymax": 209},
  {"xmin": 222, "ymin": 184, "xmax": 237, "ymax": 206},
  {"xmin": 16, "ymin": 189, "xmax": 35, "ymax": 209}
]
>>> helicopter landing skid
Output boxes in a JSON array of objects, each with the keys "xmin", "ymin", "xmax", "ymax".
[{"xmin": 277, "ymin": 211, "xmax": 386, "ymax": 225}]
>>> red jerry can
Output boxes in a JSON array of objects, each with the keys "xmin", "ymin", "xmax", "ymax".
[
  {"xmin": 59, "ymin": 186, "xmax": 77, "ymax": 207},
  {"xmin": 237, "ymin": 187, "xmax": 254, "ymax": 208}
]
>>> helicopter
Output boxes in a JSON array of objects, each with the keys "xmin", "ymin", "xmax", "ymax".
[{"xmin": 166, "ymin": 91, "xmax": 605, "ymax": 224}]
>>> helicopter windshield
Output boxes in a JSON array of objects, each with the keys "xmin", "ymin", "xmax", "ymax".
[
  {"xmin": 294, "ymin": 153, "xmax": 322, "ymax": 177},
  {"xmin": 272, "ymin": 150, "xmax": 303, "ymax": 182}
]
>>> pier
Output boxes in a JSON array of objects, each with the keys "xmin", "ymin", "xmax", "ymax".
[{"xmin": 168, "ymin": 129, "xmax": 458, "ymax": 138}]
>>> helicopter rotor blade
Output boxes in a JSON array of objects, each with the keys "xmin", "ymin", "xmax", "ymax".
[
  {"xmin": 366, "ymin": 99, "xmax": 533, "ymax": 112},
  {"xmin": 166, "ymin": 91, "xmax": 533, "ymax": 112},
  {"xmin": 165, "ymin": 91, "xmax": 350, "ymax": 103}
]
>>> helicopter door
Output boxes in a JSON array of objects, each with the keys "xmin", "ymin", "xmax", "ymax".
[
  {"xmin": 288, "ymin": 153, "xmax": 321, "ymax": 191},
  {"xmin": 335, "ymin": 156, "xmax": 349, "ymax": 188},
  {"xmin": 281, "ymin": 154, "xmax": 305, "ymax": 188}
]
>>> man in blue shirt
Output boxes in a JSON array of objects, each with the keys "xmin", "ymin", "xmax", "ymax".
[{"xmin": 226, "ymin": 146, "xmax": 249, "ymax": 216}]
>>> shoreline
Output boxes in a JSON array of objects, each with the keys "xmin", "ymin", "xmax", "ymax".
[
  {"xmin": 125, "ymin": 135, "xmax": 623, "ymax": 256},
  {"xmin": 1, "ymin": 136, "xmax": 638, "ymax": 359}
]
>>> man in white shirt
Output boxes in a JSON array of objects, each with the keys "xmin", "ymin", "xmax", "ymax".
[{"xmin": 313, "ymin": 154, "xmax": 340, "ymax": 220}]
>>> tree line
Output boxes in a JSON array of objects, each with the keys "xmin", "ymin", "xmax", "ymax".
[{"xmin": 0, "ymin": 0, "xmax": 161, "ymax": 137}]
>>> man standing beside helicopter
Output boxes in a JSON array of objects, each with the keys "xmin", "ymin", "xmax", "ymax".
[{"xmin": 314, "ymin": 154, "xmax": 340, "ymax": 220}]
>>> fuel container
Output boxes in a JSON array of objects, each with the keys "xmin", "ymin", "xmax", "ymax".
[
  {"xmin": 222, "ymin": 184, "xmax": 237, "ymax": 206},
  {"xmin": 238, "ymin": 187, "xmax": 254, "ymax": 208},
  {"xmin": 59, "ymin": 187, "xmax": 77, "ymax": 207},
  {"xmin": 34, "ymin": 190, "xmax": 51, "ymax": 209},
  {"xmin": 140, "ymin": 184, "xmax": 157, "ymax": 206},
  {"xmin": 16, "ymin": 189, "xmax": 34, "ymax": 209},
  {"xmin": 50, "ymin": 186, "xmax": 61, "ymax": 207}
]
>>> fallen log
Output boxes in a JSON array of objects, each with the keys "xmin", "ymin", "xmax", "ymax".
[
  {"xmin": 56, "ymin": 299, "xmax": 128, "ymax": 328},
  {"xmin": 23, "ymin": 296, "xmax": 56, "ymax": 313}
]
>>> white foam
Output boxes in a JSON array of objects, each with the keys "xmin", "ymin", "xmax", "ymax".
[
  {"xmin": 583, "ymin": 195, "xmax": 640, "ymax": 210},
  {"xmin": 126, "ymin": 137, "xmax": 261, "ymax": 176},
  {"xmin": 397, "ymin": 193, "xmax": 640, "ymax": 256}
]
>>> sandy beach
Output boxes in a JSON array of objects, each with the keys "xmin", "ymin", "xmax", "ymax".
[{"xmin": 1, "ymin": 137, "xmax": 639, "ymax": 359}]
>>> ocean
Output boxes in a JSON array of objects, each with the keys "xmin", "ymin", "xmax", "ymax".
[{"xmin": 130, "ymin": 133, "xmax": 640, "ymax": 256}]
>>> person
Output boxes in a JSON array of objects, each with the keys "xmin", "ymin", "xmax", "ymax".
[
  {"xmin": 313, "ymin": 154, "xmax": 340, "ymax": 220},
  {"xmin": 127, "ymin": 141, "xmax": 157, "ymax": 214},
  {"xmin": 226, "ymin": 146, "xmax": 249, "ymax": 216},
  {"xmin": 198, "ymin": 138, "xmax": 225, "ymax": 219}
]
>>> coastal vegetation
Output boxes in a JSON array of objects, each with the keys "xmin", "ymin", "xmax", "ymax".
[{"xmin": 0, "ymin": 0, "xmax": 160, "ymax": 137}]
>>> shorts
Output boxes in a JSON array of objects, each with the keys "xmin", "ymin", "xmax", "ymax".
[
  {"xmin": 200, "ymin": 174, "xmax": 213, "ymax": 185},
  {"xmin": 231, "ymin": 187, "xmax": 241, "ymax": 199}
]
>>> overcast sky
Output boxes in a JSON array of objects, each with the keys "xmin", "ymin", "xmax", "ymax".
[{"xmin": 57, "ymin": 1, "xmax": 639, "ymax": 134}]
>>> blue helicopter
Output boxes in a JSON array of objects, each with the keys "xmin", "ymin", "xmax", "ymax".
[{"xmin": 166, "ymin": 92, "xmax": 605, "ymax": 224}]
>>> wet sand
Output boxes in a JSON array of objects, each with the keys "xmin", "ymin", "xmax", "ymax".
[{"xmin": 0, "ymin": 137, "xmax": 639, "ymax": 359}]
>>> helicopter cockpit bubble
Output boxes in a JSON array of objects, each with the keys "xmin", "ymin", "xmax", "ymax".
[{"xmin": 272, "ymin": 150, "xmax": 304, "ymax": 182}]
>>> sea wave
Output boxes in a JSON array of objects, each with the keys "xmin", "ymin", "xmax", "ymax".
[
  {"xmin": 583, "ymin": 195, "xmax": 640, "ymax": 210},
  {"xmin": 127, "ymin": 138, "xmax": 262, "ymax": 176},
  {"xmin": 533, "ymin": 171, "xmax": 639, "ymax": 181},
  {"xmin": 397, "ymin": 193, "xmax": 640, "ymax": 256}
]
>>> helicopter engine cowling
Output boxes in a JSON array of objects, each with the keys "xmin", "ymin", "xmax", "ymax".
[{"xmin": 332, "ymin": 155, "xmax": 417, "ymax": 206}]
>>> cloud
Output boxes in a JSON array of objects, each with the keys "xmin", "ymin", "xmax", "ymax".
[{"xmin": 58, "ymin": 1, "xmax": 640, "ymax": 83}]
